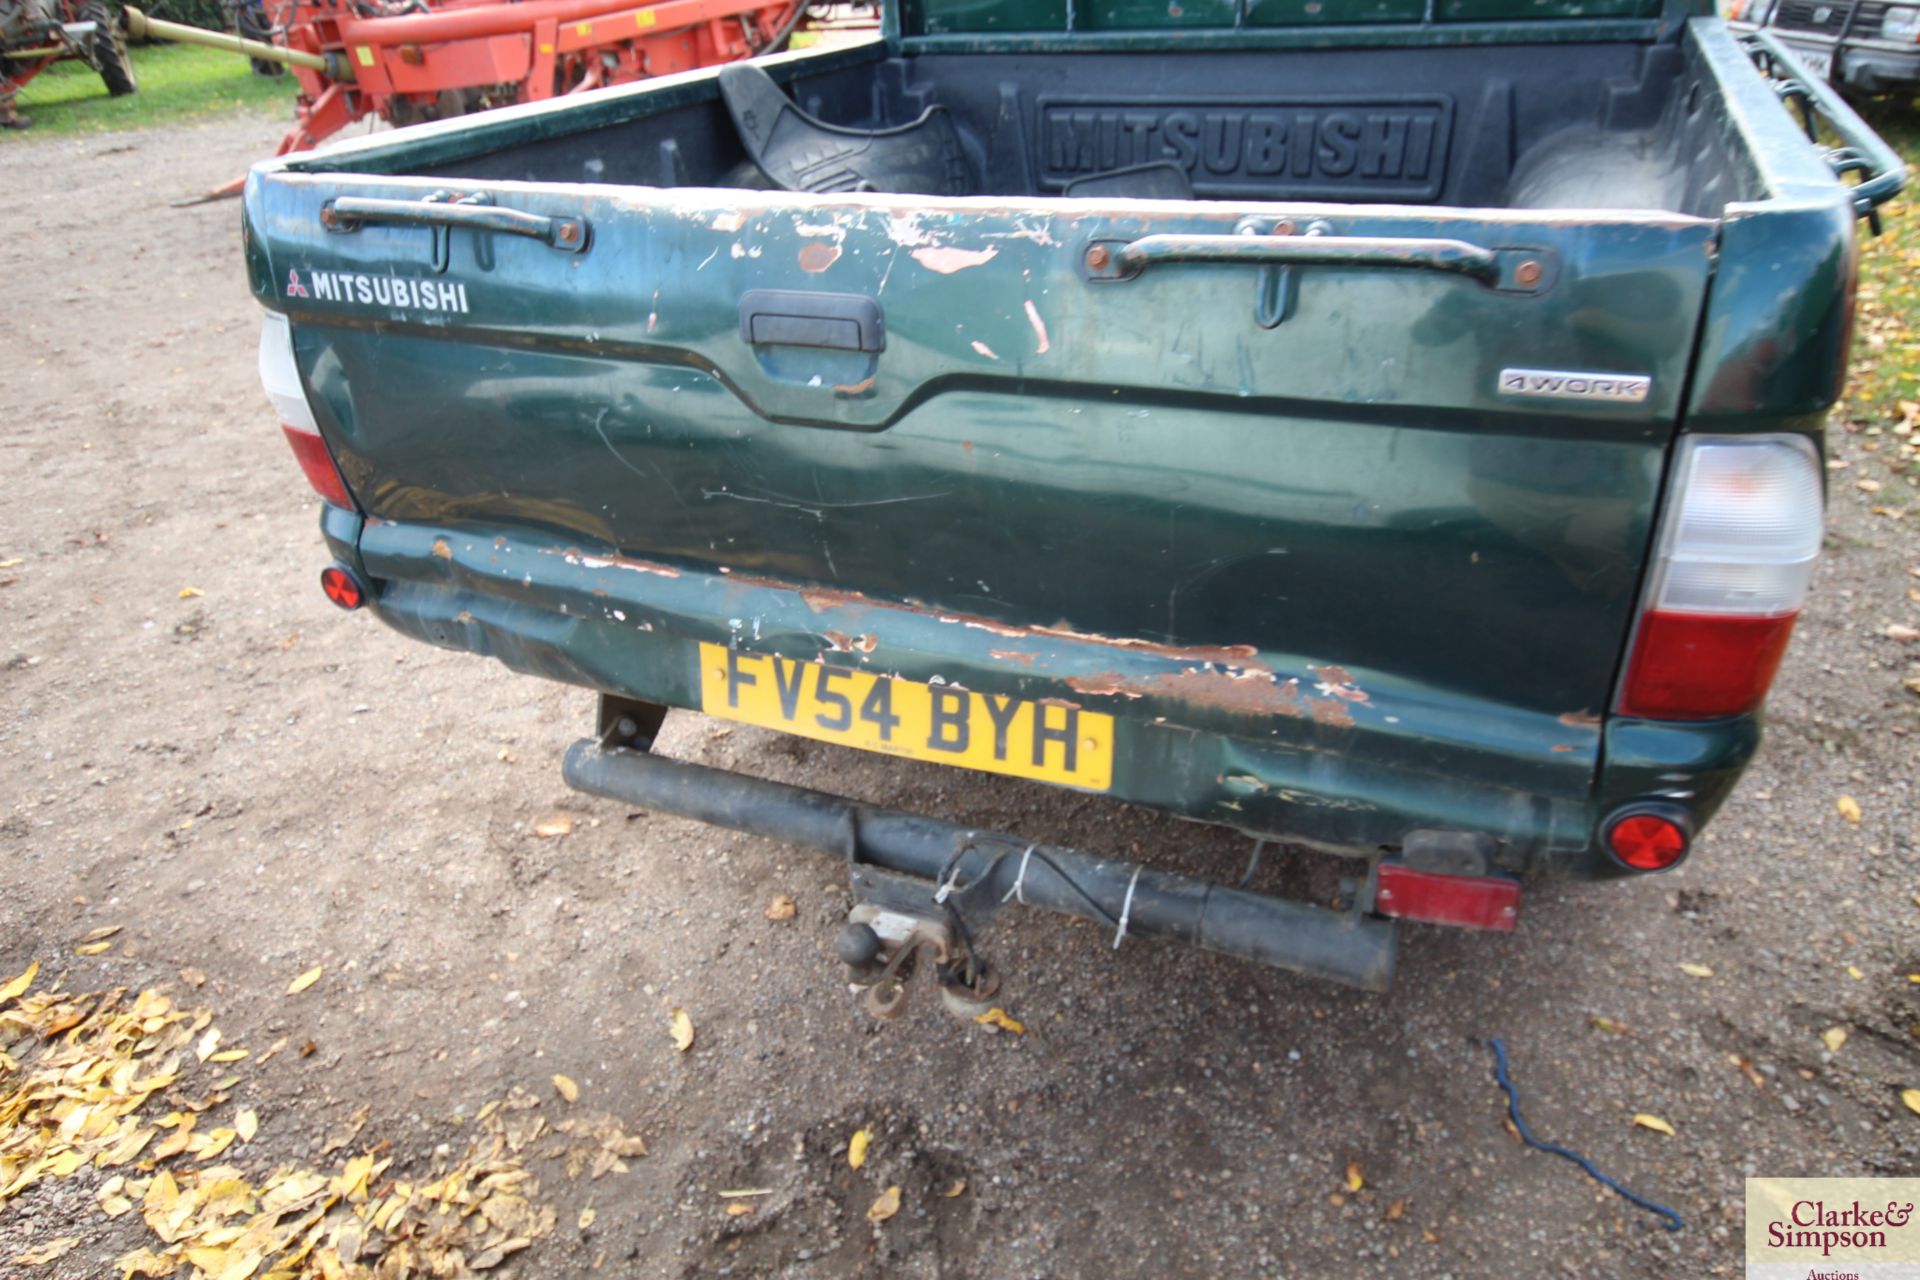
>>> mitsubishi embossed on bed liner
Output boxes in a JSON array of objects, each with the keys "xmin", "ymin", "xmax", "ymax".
[{"xmin": 1035, "ymin": 96, "xmax": 1454, "ymax": 200}]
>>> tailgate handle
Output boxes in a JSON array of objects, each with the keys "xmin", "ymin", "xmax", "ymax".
[
  {"xmin": 1083, "ymin": 220, "xmax": 1550, "ymax": 327},
  {"xmin": 322, "ymin": 193, "xmax": 589, "ymax": 255},
  {"xmin": 739, "ymin": 290, "xmax": 886, "ymax": 353}
]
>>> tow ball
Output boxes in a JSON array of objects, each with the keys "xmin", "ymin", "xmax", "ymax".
[{"xmin": 835, "ymin": 906, "xmax": 1000, "ymax": 1022}]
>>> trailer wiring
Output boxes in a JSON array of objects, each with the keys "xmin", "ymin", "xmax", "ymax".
[{"xmin": 1485, "ymin": 1037, "xmax": 1685, "ymax": 1233}]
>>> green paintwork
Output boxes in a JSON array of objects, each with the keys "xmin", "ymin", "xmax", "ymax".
[
  {"xmin": 243, "ymin": 14, "xmax": 1887, "ymax": 879},
  {"xmin": 1436, "ymin": 0, "xmax": 1659, "ymax": 20},
  {"xmin": 1079, "ymin": 0, "xmax": 1240, "ymax": 29},
  {"xmin": 1245, "ymin": 0, "xmax": 1425, "ymax": 26},
  {"xmin": 895, "ymin": 0, "xmax": 1678, "ymax": 32}
]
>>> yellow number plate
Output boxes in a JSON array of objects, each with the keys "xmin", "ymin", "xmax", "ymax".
[{"xmin": 697, "ymin": 643, "xmax": 1113, "ymax": 791}]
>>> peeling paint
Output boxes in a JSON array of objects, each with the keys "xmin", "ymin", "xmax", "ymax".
[
  {"xmin": 912, "ymin": 245, "xmax": 998, "ymax": 274},
  {"xmin": 989, "ymin": 648, "xmax": 1037, "ymax": 666},
  {"xmin": 554, "ymin": 548, "xmax": 681, "ymax": 578},
  {"xmin": 798, "ymin": 242, "xmax": 841, "ymax": 273},
  {"xmin": 971, "ymin": 340, "xmax": 999, "ymax": 360},
  {"xmin": 1309, "ymin": 664, "xmax": 1371, "ymax": 704},
  {"xmin": 1071, "ymin": 666, "xmax": 1355, "ymax": 726},
  {"xmin": 834, "ymin": 375, "xmax": 877, "ymax": 397},
  {"xmin": 430, "ymin": 538, "xmax": 452, "ymax": 560},
  {"xmin": 710, "ymin": 211, "xmax": 743, "ymax": 233},
  {"xmin": 1558, "ymin": 709, "xmax": 1603, "ymax": 729},
  {"xmin": 1023, "ymin": 299, "xmax": 1050, "ymax": 355},
  {"xmin": 824, "ymin": 630, "xmax": 855, "ymax": 652}
]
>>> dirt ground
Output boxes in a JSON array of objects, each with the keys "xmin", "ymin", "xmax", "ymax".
[{"xmin": 2, "ymin": 114, "xmax": 1917, "ymax": 1280}]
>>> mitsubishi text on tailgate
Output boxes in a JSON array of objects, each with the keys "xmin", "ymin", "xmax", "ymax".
[{"xmin": 242, "ymin": 0, "xmax": 1901, "ymax": 997}]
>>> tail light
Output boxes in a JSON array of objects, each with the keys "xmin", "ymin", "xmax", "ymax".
[
  {"xmin": 259, "ymin": 312, "xmax": 355, "ymax": 511},
  {"xmin": 1617, "ymin": 435, "xmax": 1822, "ymax": 720}
]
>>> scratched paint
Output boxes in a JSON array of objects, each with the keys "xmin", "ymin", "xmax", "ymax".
[
  {"xmin": 1023, "ymin": 299, "xmax": 1051, "ymax": 354},
  {"xmin": 912, "ymin": 245, "xmax": 999, "ymax": 274}
]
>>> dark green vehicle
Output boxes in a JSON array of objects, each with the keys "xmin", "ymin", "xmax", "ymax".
[{"xmin": 242, "ymin": 0, "xmax": 1899, "ymax": 999}]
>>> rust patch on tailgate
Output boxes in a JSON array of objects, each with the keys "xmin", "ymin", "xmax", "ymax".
[{"xmin": 1071, "ymin": 668, "xmax": 1356, "ymax": 727}]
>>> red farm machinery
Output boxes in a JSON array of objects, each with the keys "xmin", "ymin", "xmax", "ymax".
[
  {"xmin": 1, "ymin": 0, "xmax": 136, "ymax": 127},
  {"xmin": 121, "ymin": 0, "xmax": 863, "ymax": 186}
]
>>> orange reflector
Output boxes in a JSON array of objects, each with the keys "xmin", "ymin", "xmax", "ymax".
[{"xmin": 320, "ymin": 565, "xmax": 364, "ymax": 611}]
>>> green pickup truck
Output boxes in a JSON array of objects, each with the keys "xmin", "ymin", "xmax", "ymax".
[{"xmin": 243, "ymin": 0, "xmax": 1900, "ymax": 999}]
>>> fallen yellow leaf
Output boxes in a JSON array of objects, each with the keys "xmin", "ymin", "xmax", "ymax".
[
  {"xmin": 1822, "ymin": 1027, "xmax": 1848, "ymax": 1054},
  {"xmin": 578, "ymin": 1206, "xmax": 596, "ymax": 1230},
  {"xmin": 867, "ymin": 1185, "xmax": 902, "ymax": 1223},
  {"xmin": 534, "ymin": 814, "xmax": 574, "ymax": 839},
  {"xmin": 1632, "ymin": 1113, "xmax": 1676, "ymax": 1136},
  {"xmin": 848, "ymin": 1128, "xmax": 872, "ymax": 1170},
  {"xmin": 76, "ymin": 940, "xmax": 114, "ymax": 956},
  {"xmin": 1837, "ymin": 795, "xmax": 1863, "ymax": 824},
  {"xmin": 286, "ymin": 965, "xmax": 323, "ymax": 996},
  {"xmin": 1847, "ymin": 965, "xmax": 1864, "ymax": 980},
  {"xmin": 764, "ymin": 894, "xmax": 797, "ymax": 922},
  {"xmin": 944, "ymin": 1180, "xmax": 966, "ymax": 1198},
  {"xmin": 195, "ymin": 1028, "xmax": 221, "ymax": 1062},
  {"xmin": 973, "ymin": 1008, "xmax": 1025, "ymax": 1035},
  {"xmin": 670, "ymin": 1009, "xmax": 695, "ymax": 1053},
  {"xmin": 84, "ymin": 925, "xmax": 124, "ymax": 942},
  {"xmin": 1902, "ymin": 1088, "xmax": 1920, "ymax": 1116},
  {"xmin": 726, "ymin": 1202, "xmax": 754, "ymax": 1217},
  {"xmin": 177, "ymin": 587, "xmax": 203, "ymax": 599},
  {"xmin": 11, "ymin": 1236, "xmax": 80, "ymax": 1265},
  {"xmin": 1678, "ymin": 963, "xmax": 1714, "ymax": 979},
  {"xmin": 0, "ymin": 960, "xmax": 39, "ymax": 1004},
  {"xmin": 235, "ymin": 1109, "xmax": 258, "ymax": 1142},
  {"xmin": 552, "ymin": 1074, "xmax": 580, "ymax": 1104},
  {"xmin": 1346, "ymin": 1162, "xmax": 1365, "ymax": 1192}
]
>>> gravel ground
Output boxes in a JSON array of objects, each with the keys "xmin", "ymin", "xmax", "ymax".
[{"xmin": 1, "ymin": 114, "xmax": 1916, "ymax": 1279}]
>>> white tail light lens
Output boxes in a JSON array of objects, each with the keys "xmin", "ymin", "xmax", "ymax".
[
  {"xmin": 1649, "ymin": 436, "xmax": 1824, "ymax": 617},
  {"xmin": 259, "ymin": 312, "xmax": 355, "ymax": 509},
  {"xmin": 1619, "ymin": 435, "xmax": 1823, "ymax": 720}
]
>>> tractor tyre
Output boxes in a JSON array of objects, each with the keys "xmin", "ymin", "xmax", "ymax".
[{"xmin": 83, "ymin": 1, "xmax": 138, "ymax": 97}]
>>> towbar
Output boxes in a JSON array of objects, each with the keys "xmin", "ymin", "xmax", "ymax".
[{"xmin": 563, "ymin": 740, "xmax": 1399, "ymax": 993}]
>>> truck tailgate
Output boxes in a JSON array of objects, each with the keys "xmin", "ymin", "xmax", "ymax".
[{"xmin": 249, "ymin": 171, "xmax": 1715, "ymax": 845}]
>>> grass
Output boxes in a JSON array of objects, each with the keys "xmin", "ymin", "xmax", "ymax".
[
  {"xmin": 7, "ymin": 41, "xmax": 296, "ymax": 137},
  {"xmin": 1837, "ymin": 100, "xmax": 1920, "ymax": 510}
]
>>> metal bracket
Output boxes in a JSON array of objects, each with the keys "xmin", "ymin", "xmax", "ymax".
[{"xmin": 595, "ymin": 693, "xmax": 668, "ymax": 752}]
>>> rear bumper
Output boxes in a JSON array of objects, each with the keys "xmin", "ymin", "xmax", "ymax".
[{"xmin": 335, "ymin": 511, "xmax": 1762, "ymax": 879}]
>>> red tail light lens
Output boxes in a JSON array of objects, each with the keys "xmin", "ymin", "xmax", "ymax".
[
  {"xmin": 259, "ymin": 312, "xmax": 358, "ymax": 511},
  {"xmin": 320, "ymin": 565, "xmax": 364, "ymax": 611},
  {"xmin": 283, "ymin": 424, "xmax": 354, "ymax": 509},
  {"xmin": 1604, "ymin": 808, "xmax": 1691, "ymax": 872},
  {"xmin": 1617, "ymin": 436, "xmax": 1822, "ymax": 720},
  {"xmin": 1618, "ymin": 610, "xmax": 1799, "ymax": 719}
]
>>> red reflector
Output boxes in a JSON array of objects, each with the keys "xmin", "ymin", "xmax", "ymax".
[
  {"xmin": 320, "ymin": 565, "xmax": 364, "ymax": 611},
  {"xmin": 282, "ymin": 424, "xmax": 355, "ymax": 510},
  {"xmin": 1617, "ymin": 609, "xmax": 1798, "ymax": 720},
  {"xmin": 1375, "ymin": 865, "xmax": 1519, "ymax": 932},
  {"xmin": 1604, "ymin": 811, "xmax": 1689, "ymax": 872}
]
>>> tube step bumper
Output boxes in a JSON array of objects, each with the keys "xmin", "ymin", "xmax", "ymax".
[{"xmin": 562, "ymin": 740, "xmax": 1399, "ymax": 993}]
